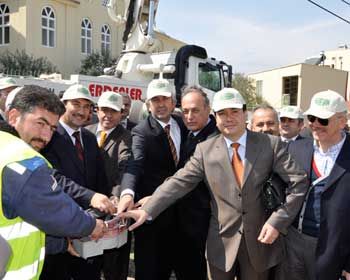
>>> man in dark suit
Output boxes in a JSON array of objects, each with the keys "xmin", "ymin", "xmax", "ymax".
[
  {"xmin": 121, "ymin": 88, "xmax": 308, "ymax": 280},
  {"xmin": 86, "ymin": 91, "xmax": 132, "ymax": 280},
  {"xmin": 278, "ymin": 90, "xmax": 350, "ymax": 280},
  {"xmin": 278, "ymin": 105, "xmax": 305, "ymax": 143},
  {"xmin": 42, "ymin": 84, "xmax": 109, "ymax": 280},
  {"xmin": 175, "ymin": 86, "xmax": 218, "ymax": 280},
  {"xmin": 119, "ymin": 78, "xmax": 187, "ymax": 280},
  {"xmin": 120, "ymin": 93, "xmax": 136, "ymax": 130}
]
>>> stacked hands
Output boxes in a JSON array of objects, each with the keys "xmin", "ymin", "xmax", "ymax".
[{"xmin": 116, "ymin": 195, "xmax": 281, "ymax": 245}]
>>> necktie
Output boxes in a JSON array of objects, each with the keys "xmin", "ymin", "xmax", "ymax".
[
  {"xmin": 164, "ymin": 125, "xmax": 178, "ymax": 165},
  {"xmin": 73, "ymin": 131, "xmax": 84, "ymax": 161},
  {"xmin": 99, "ymin": 131, "xmax": 107, "ymax": 147},
  {"xmin": 231, "ymin": 143, "xmax": 244, "ymax": 187}
]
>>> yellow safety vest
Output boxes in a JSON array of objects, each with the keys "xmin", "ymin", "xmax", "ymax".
[{"xmin": 0, "ymin": 131, "xmax": 46, "ymax": 280}]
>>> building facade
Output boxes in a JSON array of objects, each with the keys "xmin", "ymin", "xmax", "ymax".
[
  {"xmin": 248, "ymin": 63, "xmax": 348, "ymax": 111},
  {"xmin": 0, "ymin": 0, "xmax": 185, "ymax": 77}
]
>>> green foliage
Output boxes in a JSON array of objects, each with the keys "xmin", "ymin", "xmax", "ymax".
[
  {"xmin": 79, "ymin": 50, "xmax": 115, "ymax": 76},
  {"xmin": 231, "ymin": 72, "xmax": 268, "ymax": 110},
  {"xmin": 0, "ymin": 50, "xmax": 58, "ymax": 77}
]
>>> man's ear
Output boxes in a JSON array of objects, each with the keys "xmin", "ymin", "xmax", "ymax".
[{"xmin": 8, "ymin": 109, "xmax": 21, "ymax": 127}]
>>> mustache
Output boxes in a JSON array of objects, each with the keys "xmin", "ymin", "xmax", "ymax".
[{"xmin": 31, "ymin": 137, "xmax": 47, "ymax": 146}]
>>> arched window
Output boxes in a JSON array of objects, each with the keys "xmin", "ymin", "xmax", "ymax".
[
  {"xmin": 101, "ymin": 24, "xmax": 111, "ymax": 53},
  {"xmin": 81, "ymin": 18, "xmax": 92, "ymax": 54},
  {"xmin": 41, "ymin": 6, "xmax": 55, "ymax": 47},
  {"xmin": 0, "ymin": 4, "xmax": 10, "ymax": 45}
]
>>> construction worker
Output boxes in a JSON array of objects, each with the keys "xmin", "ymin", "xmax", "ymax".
[{"xmin": 1, "ymin": 85, "xmax": 106, "ymax": 279}]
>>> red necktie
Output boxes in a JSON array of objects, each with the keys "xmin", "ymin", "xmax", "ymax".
[
  {"xmin": 73, "ymin": 131, "xmax": 84, "ymax": 161},
  {"xmin": 231, "ymin": 143, "xmax": 244, "ymax": 187},
  {"xmin": 164, "ymin": 125, "xmax": 178, "ymax": 165}
]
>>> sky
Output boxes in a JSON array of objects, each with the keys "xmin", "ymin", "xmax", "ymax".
[{"xmin": 155, "ymin": 0, "xmax": 350, "ymax": 74}]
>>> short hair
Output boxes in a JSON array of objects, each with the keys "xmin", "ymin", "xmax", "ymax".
[
  {"xmin": 252, "ymin": 104, "xmax": 278, "ymax": 122},
  {"xmin": 181, "ymin": 86, "xmax": 210, "ymax": 107},
  {"xmin": 10, "ymin": 85, "xmax": 66, "ymax": 117}
]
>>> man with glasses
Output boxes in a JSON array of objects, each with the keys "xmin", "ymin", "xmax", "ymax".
[
  {"xmin": 277, "ymin": 90, "xmax": 350, "ymax": 280},
  {"xmin": 278, "ymin": 106, "xmax": 305, "ymax": 143}
]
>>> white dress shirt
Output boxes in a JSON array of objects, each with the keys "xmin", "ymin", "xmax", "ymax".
[{"xmin": 223, "ymin": 130, "xmax": 247, "ymax": 166}]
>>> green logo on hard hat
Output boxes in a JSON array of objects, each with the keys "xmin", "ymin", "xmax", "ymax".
[
  {"xmin": 221, "ymin": 92, "xmax": 235, "ymax": 100},
  {"xmin": 286, "ymin": 107, "xmax": 294, "ymax": 112},
  {"xmin": 314, "ymin": 98, "xmax": 330, "ymax": 106},
  {"xmin": 155, "ymin": 82, "xmax": 167, "ymax": 89},
  {"xmin": 80, "ymin": 87, "xmax": 90, "ymax": 96},
  {"xmin": 108, "ymin": 94, "xmax": 118, "ymax": 102}
]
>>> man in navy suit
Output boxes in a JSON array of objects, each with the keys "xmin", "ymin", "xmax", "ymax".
[
  {"xmin": 42, "ymin": 84, "xmax": 109, "ymax": 280},
  {"xmin": 278, "ymin": 90, "xmax": 350, "ymax": 280},
  {"xmin": 119, "ymin": 78, "xmax": 187, "ymax": 280}
]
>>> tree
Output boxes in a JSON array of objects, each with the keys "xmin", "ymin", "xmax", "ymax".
[
  {"xmin": 79, "ymin": 50, "xmax": 115, "ymax": 76},
  {"xmin": 0, "ymin": 50, "xmax": 58, "ymax": 77},
  {"xmin": 231, "ymin": 72, "xmax": 268, "ymax": 110}
]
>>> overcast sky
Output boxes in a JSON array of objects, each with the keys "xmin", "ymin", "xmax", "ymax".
[{"xmin": 156, "ymin": 0, "xmax": 350, "ymax": 74}]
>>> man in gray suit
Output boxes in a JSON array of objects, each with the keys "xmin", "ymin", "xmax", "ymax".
[
  {"xmin": 120, "ymin": 88, "xmax": 308, "ymax": 280},
  {"xmin": 86, "ymin": 91, "xmax": 132, "ymax": 280}
]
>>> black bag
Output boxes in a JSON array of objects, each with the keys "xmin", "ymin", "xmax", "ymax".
[{"xmin": 262, "ymin": 173, "xmax": 287, "ymax": 213}]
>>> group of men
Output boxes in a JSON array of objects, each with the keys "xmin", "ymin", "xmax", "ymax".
[{"xmin": 1, "ymin": 73, "xmax": 350, "ymax": 280}]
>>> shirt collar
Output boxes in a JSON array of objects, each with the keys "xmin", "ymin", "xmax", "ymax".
[
  {"xmin": 96, "ymin": 123, "xmax": 116, "ymax": 136},
  {"xmin": 313, "ymin": 131, "xmax": 346, "ymax": 154},
  {"xmin": 192, "ymin": 118, "xmax": 211, "ymax": 136},
  {"xmin": 224, "ymin": 130, "xmax": 247, "ymax": 150},
  {"xmin": 281, "ymin": 134, "xmax": 299, "ymax": 142},
  {"xmin": 156, "ymin": 117, "xmax": 175, "ymax": 129},
  {"xmin": 59, "ymin": 120, "xmax": 81, "ymax": 137}
]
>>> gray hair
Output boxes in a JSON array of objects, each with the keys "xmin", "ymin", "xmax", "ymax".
[{"xmin": 181, "ymin": 86, "xmax": 210, "ymax": 107}]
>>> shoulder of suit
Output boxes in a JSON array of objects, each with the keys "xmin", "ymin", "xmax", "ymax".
[{"xmin": 85, "ymin": 123, "xmax": 97, "ymax": 133}]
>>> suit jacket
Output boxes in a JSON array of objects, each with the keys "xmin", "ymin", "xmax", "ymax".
[
  {"xmin": 121, "ymin": 114, "xmax": 187, "ymax": 199},
  {"xmin": 288, "ymin": 136, "xmax": 350, "ymax": 280},
  {"xmin": 42, "ymin": 123, "xmax": 109, "ymax": 197},
  {"xmin": 125, "ymin": 118, "xmax": 137, "ymax": 131},
  {"xmin": 86, "ymin": 123, "xmax": 132, "ymax": 197},
  {"xmin": 143, "ymin": 131, "xmax": 308, "ymax": 272},
  {"xmin": 176, "ymin": 115, "xmax": 218, "ymax": 236}
]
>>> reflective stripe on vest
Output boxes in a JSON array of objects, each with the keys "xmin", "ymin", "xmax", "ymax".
[{"xmin": 0, "ymin": 131, "xmax": 47, "ymax": 280}]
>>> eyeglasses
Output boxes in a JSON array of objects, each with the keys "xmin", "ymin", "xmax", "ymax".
[{"xmin": 307, "ymin": 115, "xmax": 329, "ymax": 126}]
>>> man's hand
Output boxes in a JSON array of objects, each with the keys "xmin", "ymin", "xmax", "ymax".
[
  {"xmin": 67, "ymin": 238, "xmax": 80, "ymax": 257},
  {"xmin": 257, "ymin": 223, "xmax": 279, "ymax": 244},
  {"xmin": 90, "ymin": 219, "xmax": 107, "ymax": 240},
  {"xmin": 117, "ymin": 194, "xmax": 134, "ymax": 214},
  {"xmin": 134, "ymin": 196, "xmax": 151, "ymax": 209},
  {"xmin": 118, "ymin": 209, "xmax": 149, "ymax": 231},
  {"xmin": 342, "ymin": 270, "xmax": 350, "ymax": 280},
  {"xmin": 90, "ymin": 193, "xmax": 116, "ymax": 214}
]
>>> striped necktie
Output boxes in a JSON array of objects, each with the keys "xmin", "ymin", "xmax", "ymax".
[{"xmin": 164, "ymin": 124, "xmax": 178, "ymax": 165}]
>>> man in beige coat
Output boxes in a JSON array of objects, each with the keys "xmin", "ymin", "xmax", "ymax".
[{"xmin": 121, "ymin": 88, "xmax": 308, "ymax": 280}]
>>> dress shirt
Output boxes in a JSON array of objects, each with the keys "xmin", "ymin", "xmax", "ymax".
[
  {"xmin": 156, "ymin": 117, "xmax": 181, "ymax": 160},
  {"xmin": 223, "ymin": 130, "xmax": 247, "ymax": 166},
  {"xmin": 96, "ymin": 124, "xmax": 116, "ymax": 143},
  {"xmin": 281, "ymin": 135, "xmax": 299, "ymax": 143},
  {"xmin": 313, "ymin": 132, "xmax": 346, "ymax": 178},
  {"xmin": 59, "ymin": 120, "xmax": 83, "ymax": 147}
]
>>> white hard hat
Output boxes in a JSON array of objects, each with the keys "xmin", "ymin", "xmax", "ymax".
[
  {"xmin": 61, "ymin": 84, "xmax": 95, "ymax": 104},
  {"xmin": 97, "ymin": 91, "xmax": 123, "ymax": 112},
  {"xmin": 146, "ymin": 79, "xmax": 174, "ymax": 100},
  {"xmin": 212, "ymin": 88, "xmax": 246, "ymax": 112}
]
